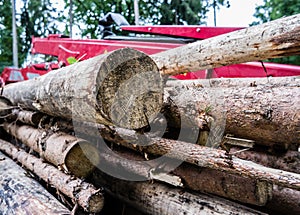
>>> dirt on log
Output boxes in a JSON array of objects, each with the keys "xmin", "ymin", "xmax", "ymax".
[
  {"xmin": 0, "ymin": 151, "xmax": 70, "ymax": 214},
  {"xmin": 2, "ymin": 48, "xmax": 163, "ymax": 130},
  {"xmin": 151, "ymin": 14, "xmax": 300, "ymax": 76},
  {"xmin": 162, "ymin": 82, "xmax": 299, "ymax": 150},
  {"xmin": 0, "ymin": 139, "xmax": 104, "ymax": 213},
  {"xmin": 3, "ymin": 122, "xmax": 99, "ymax": 178}
]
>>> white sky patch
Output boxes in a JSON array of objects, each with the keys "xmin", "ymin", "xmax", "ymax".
[{"xmin": 205, "ymin": 0, "xmax": 264, "ymax": 27}]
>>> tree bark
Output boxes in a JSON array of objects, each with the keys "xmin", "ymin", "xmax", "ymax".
[
  {"xmin": 162, "ymin": 83, "xmax": 300, "ymax": 150},
  {"xmin": 91, "ymin": 171, "xmax": 265, "ymax": 215},
  {"xmin": 93, "ymin": 125, "xmax": 300, "ymax": 191},
  {"xmin": 151, "ymin": 14, "xmax": 300, "ymax": 76},
  {"xmin": 166, "ymin": 75, "xmax": 300, "ymax": 88},
  {"xmin": 265, "ymin": 185, "xmax": 300, "ymax": 215},
  {"xmin": 230, "ymin": 147, "xmax": 300, "ymax": 174},
  {"xmin": 2, "ymin": 48, "xmax": 163, "ymax": 130},
  {"xmin": 0, "ymin": 139, "xmax": 104, "ymax": 213},
  {"xmin": 3, "ymin": 122, "xmax": 99, "ymax": 178},
  {"xmin": 0, "ymin": 151, "xmax": 70, "ymax": 215},
  {"xmin": 96, "ymin": 145, "xmax": 272, "ymax": 206}
]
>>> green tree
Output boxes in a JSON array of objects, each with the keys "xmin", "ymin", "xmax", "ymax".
[
  {"xmin": 0, "ymin": 0, "xmax": 13, "ymax": 71},
  {"xmin": 252, "ymin": 0, "xmax": 300, "ymax": 65},
  {"xmin": 64, "ymin": 0, "xmax": 231, "ymax": 38},
  {"xmin": 20, "ymin": 0, "xmax": 60, "ymax": 62}
]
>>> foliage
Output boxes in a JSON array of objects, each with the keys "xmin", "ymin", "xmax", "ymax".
[
  {"xmin": 20, "ymin": 0, "xmax": 60, "ymax": 62},
  {"xmin": 0, "ymin": 0, "xmax": 13, "ymax": 71},
  {"xmin": 252, "ymin": 0, "xmax": 300, "ymax": 65},
  {"xmin": 62, "ymin": 0, "xmax": 231, "ymax": 38}
]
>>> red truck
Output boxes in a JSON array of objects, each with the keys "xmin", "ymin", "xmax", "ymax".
[{"xmin": 1, "ymin": 13, "xmax": 300, "ymax": 85}]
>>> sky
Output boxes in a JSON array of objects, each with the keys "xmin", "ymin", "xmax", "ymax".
[{"xmin": 206, "ymin": 0, "xmax": 264, "ymax": 27}]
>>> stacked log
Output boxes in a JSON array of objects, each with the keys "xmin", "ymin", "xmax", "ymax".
[{"xmin": 0, "ymin": 15, "xmax": 299, "ymax": 214}]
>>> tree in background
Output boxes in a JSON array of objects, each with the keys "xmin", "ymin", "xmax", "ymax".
[
  {"xmin": 0, "ymin": 0, "xmax": 13, "ymax": 71},
  {"xmin": 252, "ymin": 0, "xmax": 300, "ymax": 65},
  {"xmin": 20, "ymin": 0, "xmax": 60, "ymax": 62},
  {"xmin": 63, "ymin": 0, "xmax": 231, "ymax": 38}
]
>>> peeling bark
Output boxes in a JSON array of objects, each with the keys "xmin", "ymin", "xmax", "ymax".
[
  {"xmin": 0, "ymin": 139, "xmax": 104, "ymax": 213},
  {"xmin": 151, "ymin": 14, "xmax": 300, "ymax": 76},
  {"xmin": 0, "ymin": 151, "xmax": 70, "ymax": 215},
  {"xmin": 2, "ymin": 48, "xmax": 163, "ymax": 130},
  {"xmin": 3, "ymin": 122, "xmax": 99, "ymax": 178},
  {"xmin": 92, "ymin": 171, "xmax": 265, "ymax": 215},
  {"xmin": 93, "ymin": 125, "xmax": 300, "ymax": 191},
  {"xmin": 97, "ymin": 146, "xmax": 272, "ymax": 206},
  {"xmin": 162, "ymin": 83, "xmax": 300, "ymax": 150}
]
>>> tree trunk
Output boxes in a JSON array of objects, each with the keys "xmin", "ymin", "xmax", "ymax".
[
  {"xmin": 166, "ymin": 75, "xmax": 300, "ymax": 88},
  {"xmin": 162, "ymin": 83, "xmax": 299, "ymax": 150},
  {"xmin": 2, "ymin": 48, "xmax": 163, "ymax": 130},
  {"xmin": 91, "ymin": 171, "xmax": 265, "ymax": 215},
  {"xmin": 230, "ymin": 147, "xmax": 300, "ymax": 174},
  {"xmin": 151, "ymin": 14, "xmax": 300, "ymax": 76},
  {"xmin": 265, "ymin": 185, "xmax": 300, "ymax": 215},
  {"xmin": 0, "ymin": 151, "xmax": 70, "ymax": 215},
  {"xmin": 0, "ymin": 139, "xmax": 104, "ymax": 213},
  {"xmin": 94, "ymin": 125, "xmax": 300, "ymax": 191},
  {"xmin": 3, "ymin": 122, "xmax": 99, "ymax": 178},
  {"xmin": 97, "ymin": 145, "xmax": 272, "ymax": 206}
]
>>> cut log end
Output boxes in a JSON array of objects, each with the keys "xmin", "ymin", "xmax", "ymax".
[
  {"xmin": 65, "ymin": 141, "xmax": 100, "ymax": 178},
  {"xmin": 83, "ymin": 191, "xmax": 105, "ymax": 213},
  {"xmin": 97, "ymin": 48, "xmax": 163, "ymax": 130}
]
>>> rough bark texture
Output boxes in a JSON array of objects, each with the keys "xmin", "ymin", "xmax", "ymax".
[
  {"xmin": 230, "ymin": 147, "xmax": 300, "ymax": 174},
  {"xmin": 0, "ymin": 151, "xmax": 70, "ymax": 215},
  {"xmin": 93, "ymin": 125, "xmax": 300, "ymax": 191},
  {"xmin": 10, "ymin": 109, "xmax": 46, "ymax": 126},
  {"xmin": 166, "ymin": 75, "xmax": 300, "ymax": 88},
  {"xmin": 265, "ymin": 185, "xmax": 300, "ymax": 215},
  {"xmin": 163, "ymin": 83, "xmax": 300, "ymax": 150},
  {"xmin": 96, "ymin": 145, "xmax": 272, "ymax": 206},
  {"xmin": 151, "ymin": 14, "xmax": 300, "ymax": 75},
  {"xmin": 2, "ymin": 48, "xmax": 163, "ymax": 130},
  {"xmin": 3, "ymin": 122, "xmax": 99, "ymax": 178},
  {"xmin": 92, "ymin": 171, "xmax": 265, "ymax": 215},
  {"xmin": 0, "ymin": 139, "xmax": 104, "ymax": 213}
]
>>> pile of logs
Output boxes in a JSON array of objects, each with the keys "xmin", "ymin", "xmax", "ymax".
[{"xmin": 0, "ymin": 14, "xmax": 299, "ymax": 215}]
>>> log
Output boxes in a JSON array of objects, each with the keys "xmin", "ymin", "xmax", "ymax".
[
  {"xmin": 265, "ymin": 185, "xmax": 300, "ymax": 215},
  {"xmin": 2, "ymin": 48, "xmax": 163, "ymax": 130},
  {"xmin": 230, "ymin": 147, "xmax": 300, "ymax": 174},
  {"xmin": 162, "ymin": 83, "xmax": 300, "ymax": 150},
  {"xmin": 93, "ymin": 125, "xmax": 300, "ymax": 191},
  {"xmin": 166, "ymin": 75, "xmax": 300, "ymax": 88},
  {"xmin": 0, "ymin": 139, "xmax": 104, "ymax": 213},
  {"xmin": 151, "ymin": 14, "xmax": 300, "ymax": 76},
  {"xmin": 3, "ymin": 122, "xmax": 99, "ymax": 178},
  {"xmin": 96, "ymin": 145, "xmax": 272, "ymax": 206},
  {"xmin": 0, "ymin": 151, "xmax": 70, "ymax": 214},
  {"xmin": 91, "ymin": 171, "xmax": 265, "ymax": 215}
]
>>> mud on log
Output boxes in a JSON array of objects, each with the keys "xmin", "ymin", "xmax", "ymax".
[
  {"xmin": 92, "ymin": 171, "xmax": 265, "ymax": 215},
  {"xmin": 3, "ymin": 122, "xmax": 99, "ymax": 178},
  {"xmin": 151, "ymin": 14, "xmax": 300, "ymax": 76},
  {"xmin": 0, "ymin": 151, "xmax": 70, "ymax": 214},
  {"xmin": 163, "ymin": 83, "xmax": 300, "ymax": 150},
  {"xmin": 2, "ymin": 48, "xmax": 163, "ymax": 130}
]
